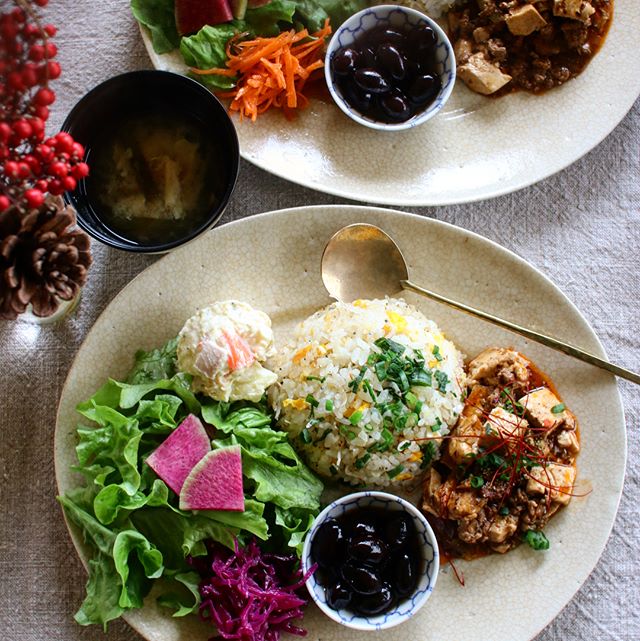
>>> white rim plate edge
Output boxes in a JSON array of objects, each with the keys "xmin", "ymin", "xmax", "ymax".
[
  {"xmin": 138, "ymin": 3, "xmax": 640, "ymax": 207},
  {"xmin": 55, "ymin": 205, "xmax": 627, "ymax": 641}
]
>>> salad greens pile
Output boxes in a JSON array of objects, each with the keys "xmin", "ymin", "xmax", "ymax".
[
  {"xmin": 59, "ymin": 337, "xmax": 323, "ymax": 628},
  {"xmin": 131, "ymin": 0, "xmax": 369, "ymax": 89}
]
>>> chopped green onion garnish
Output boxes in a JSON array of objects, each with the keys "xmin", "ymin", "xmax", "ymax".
[
  {"xmin": 499, "ymin": 506, "xmax": 510, "ymax": 516},
  {"xmin": 374, "ymin": 361, "xmax": 387, "ymax": 381},
  {"xmin": 524, "ymin": 530, "xmax": 550, "ymax": 550},
  {"xmin": 369, "ymin": 428, "xmax": 394, "ymax": 452},
  {"xmin": 325, "ymin": 399, "xmax": 334, "ymax": 412},
  {"xmin": 410, "ymin": 369, "xmax": 432, "ymax": 387},
  {"xmin": 551, "ymin": 403, "xmax": 566, "ymax": 414},
  {"xmin": 306, "ymin": 375, "xmax": 326, "ymax": 383},
  {"xmin": 432, "ymin": 345, "xmax": 443, "ymax": 361},
  {"xmin": 347, "ymin": 430, "xmax": 356, "ymax": 440},
  {"xmin": 355, "ymin": 453, "xmax": 371, "ymax": 469},
  {"xmin": 300, "ymin": 428, "xmax": 312, "ymax": 444},
  {"xmin": 470, "ymin": 475, "xmax": 484, "ymax": 488},
  {"xmin": 348, "ymin": 366, "xmax": 368, "ymax": 392},
  {"xmin": 349, "ymin": 409, "xmax": 364, "ymax": 425},
  {"xmin": 430, "ymin": 417, "xmax": 443, "ymax": 433},
  {"xmin": 420, "ymin": 441, "xmax": 437, "ymax": 468},
  {"xmin": 434, "ymin": 370, "xmax": 449, "ymax": 392},
  {"xmin": 374, "ymin": 337, "xmax": 405, "ymax": 355},
  {"xmin": 363, "ymin": 379, "xmax": 377, "ymax": 401},
  {"xmin": 305, "ymin": 394, "xmax": 319, "ymax": 408},
  {"xmin": 405, "ymin": 391, "xmax": 418, "ymax": 410},
  {"xmin": 398, "ymin": 441, "xmax": 411, "ymax": 451},
  {"xmin": 387, "ymin": 464, "xmax": 404, "ymax": 479}
]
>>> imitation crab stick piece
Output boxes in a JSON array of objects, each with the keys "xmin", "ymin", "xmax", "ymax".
[
  {"xmin": 190, "ymin": 19, "xmax": 331, "ymax": 121},
  {"xmin": 222, "ymin": 330, "xmax": 255, "ymax": 370}
]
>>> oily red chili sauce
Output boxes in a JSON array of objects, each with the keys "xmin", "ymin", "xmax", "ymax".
[{"xmin": 423, "ymin": 349, "xmax": 580, "ymax": 561}]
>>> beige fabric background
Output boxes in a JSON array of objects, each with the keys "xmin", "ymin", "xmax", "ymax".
[{"xmin": 0, "ymin": 1, "xmax": 638, "ymax": 640}]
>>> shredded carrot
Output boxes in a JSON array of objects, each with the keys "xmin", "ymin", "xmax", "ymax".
[{"xmin": 189, "ymin": 19, "xmax": 332, "ymax": 122}]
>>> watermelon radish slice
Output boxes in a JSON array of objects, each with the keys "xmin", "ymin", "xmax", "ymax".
[
  {"xmin": 175, "ymin": 0, "xmax": 233, "ymax": 36},
  {"xmin": 179, "ymin": 445, "xmax": 245, "ymax": 512},
  {"xmin": 146, "ymin": 414, "xmax": 210, "ymax": 495},
  {"xmin": 231, "ymin": 0, "xmax": 248, "ymax": 19}
]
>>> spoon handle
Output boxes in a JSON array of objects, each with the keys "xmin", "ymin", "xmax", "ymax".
[{"xmin": 401, "ymin": 279, "xmax": 640, "ymax": 385}]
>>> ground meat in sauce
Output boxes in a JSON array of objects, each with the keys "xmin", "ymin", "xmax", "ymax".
[
  {"xmin": 422, "ymin": 347, "xmax": 580, "ymax": 559},
  {"xmin": 448, "ymin": 0, "xmax": 613, "ymax": 95}
]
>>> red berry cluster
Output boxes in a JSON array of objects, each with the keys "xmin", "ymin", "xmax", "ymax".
[{"xmin": 0, "ymin": 0, "xmax": 88, "ymax": 212}]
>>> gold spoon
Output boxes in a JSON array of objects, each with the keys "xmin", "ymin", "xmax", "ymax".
[{"xmin": 321, "ymin": 223, "xmax": 640, "ymax": 385}]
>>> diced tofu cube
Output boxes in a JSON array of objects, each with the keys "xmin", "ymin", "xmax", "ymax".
[
  {"xmin": 505, "ymin": 4, "xmax": 547, "ymax": 36},
  {"xmin": 448, "ymin": 407, "xmax": 484, "ymax": 464},
  {"xmin": 518, "ymin": 387, "xmax": 572, "ymax": 432},
  {"xmin": 473, "ymin": 26, "xmax": 491, "ymax": 43},
  {"xmin": 483, "ymin": 406, "xmax": 528, "ymax": 444},
  {"xmin": 553, "ymin": 0, "xmax": 595, "ymax": 22},
  {"xmin": 527, "ymin": 463, "xmax": 576, "ymax": 505},
  {"xmin": 488, "ymin": 514, "xmax": 519, "ymax": 544},
  {"xmin": 458, "ymin": 54, "xmax": 512, "ymax": 95},
  {"xmin": 557, "ymin": 429, "xmax": 580, "ymax": 455},
  {"xmin": 447, "ymin": 489, "xmax": 486, "ymax": 519},
  {"xmin": 454, "ymin": 38, "xmax": 474, "ymax": 64}
]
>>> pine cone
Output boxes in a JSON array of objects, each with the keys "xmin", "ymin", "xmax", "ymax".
[{"xmin": 0, "ymin": 197, "xmax": 92, "ymax": 320}]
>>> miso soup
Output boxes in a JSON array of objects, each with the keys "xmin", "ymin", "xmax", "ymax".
[{"xmin": 86, "ymin": 110, "xmax": 226, "ymax": 246}]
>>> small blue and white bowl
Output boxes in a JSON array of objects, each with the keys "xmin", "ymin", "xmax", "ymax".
[
  {"xmin": 301, "ymin": 491, "xmax": 439, "ymax": 631},
  {"xmin": 324, "ymin": 5, "xmax": 456, "ymax": 131}
]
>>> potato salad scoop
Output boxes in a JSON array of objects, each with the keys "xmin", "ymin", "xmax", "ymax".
[{"xmin": 321, "ymin": 223, "xmax": 640, "ymax": 385}]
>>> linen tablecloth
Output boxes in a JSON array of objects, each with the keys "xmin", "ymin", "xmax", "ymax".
[{"xmin": 1, "ymin": 2, "xmax": 638, "ymax": 640}]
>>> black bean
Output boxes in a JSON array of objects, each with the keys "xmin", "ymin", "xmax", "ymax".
[
  {"xmin": 407, "ymin": 73, "xmax": 442, "ymax": 105},
  {"xmin": 332, "ymin": 47, "xmax": 360, "ymax": 76},
  {"xmin": 377, "ymin": 43, "xmax": 406, "ymax": 81},
  {"xmin": 341, "ymin": 562, "xmax": 382, "ymax": 595},
  {"xmin": 326, "ymin": 582, "xmax": 352, "ymax": 610},
  {"xmin": 352, "ymin": 584, "xmax": 394, "ymax": 616},
  {"xmin": 381, "ymin": 89, "xmax": 411, "ymax": 120},
  {"xmin": 340, "ymin": 82, "xmax": 374, "ymax": 113},
  {"xmin": 312, "ymin": 518, "xmax": 345, "ymax": 567},
  {"xmin": 348, "ymin": 534, "xmax": 387, "ymax": 565},
  {"xmin": 354, "ymin": 68, "xmax": 390, "ymax": 94},
  {"xmin": 368, "ymin": 27, "xmax": 405, "ymax": 48},
  {"xmin": 407, "ymin": 24, "xmax": 437, "ymax": 58},
  {"xmin": 392, "ymin": 552, "xmax": 418, "ymax": 598},
  {"xmin": 384, "ymin": 514, "xmax": 412, "ymax": 548},
  {"xmin": 360, "ymin": 46, "xmax": 377, "ymax": 68}
]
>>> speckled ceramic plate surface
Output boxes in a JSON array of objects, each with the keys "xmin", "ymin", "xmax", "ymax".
[
  {"xmin": 56, "ymin": 206, "xmax": 626, "ymax": 641},
  {"xmin": 139, "ymin": 3, "xmax": 639, "ymax": 206}
]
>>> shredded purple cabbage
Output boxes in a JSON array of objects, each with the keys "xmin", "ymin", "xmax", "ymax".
[{"xmin": 189, "ymin": 539, "xmax": 314, "ymax": 641}]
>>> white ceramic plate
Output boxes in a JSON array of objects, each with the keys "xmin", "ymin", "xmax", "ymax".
[
  {"xmin": 139, "ymin": 4, "xmax": 640, "ymax": 206},
  {"xmin": 56, "ymin": 205, "xmax": 626, "ymax": 641}
]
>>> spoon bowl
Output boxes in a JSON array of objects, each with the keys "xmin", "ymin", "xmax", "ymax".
[
  {"xmin": 321, "ymin": 223, "xmax": 640, "ymax": 385},
  {"xmin": 322, "ymin": 224, "xmax": 408, "ymax": 301}
]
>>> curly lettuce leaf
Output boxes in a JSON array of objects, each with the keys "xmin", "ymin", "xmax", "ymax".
[
  {"xmin": 244, "ymin": 0, "xmax": 297, "ymax": 36},
  {"xmin": 180, "ymin": 24, "xmax": 239, "ymax": 90},
  {"xmin": 294, "ymin": 0, "xmax": 368, "ymax": 32},
  {"xmin": 127, "ymin": 337, "xmax": 179, "ymax": 385},
  {"xmin": 157, "ymin": 570, "xmax": 201, "ymax": 617},
  {"xmin": 59, "ymin": 495, "xmax": 164, "ymax": 627},
  {"xmin": 131, "ymin": 0, "xmax": 180, "ymax": 54}
]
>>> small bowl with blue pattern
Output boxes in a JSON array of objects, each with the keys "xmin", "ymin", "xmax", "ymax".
[
  {"xmin": 324, "ymin": 5, "xmax": 455, "ymax": 131},
  {"xmin": 301, "ymin": 491, "xmax": 439, "ymax": 630}
]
